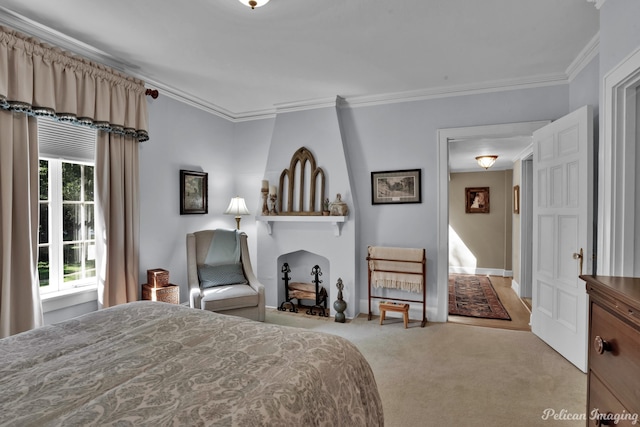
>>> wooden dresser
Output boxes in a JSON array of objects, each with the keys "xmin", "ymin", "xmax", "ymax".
[{"xmin": 581, "ymin": 275, "xmax": 640, "ymax": 426}]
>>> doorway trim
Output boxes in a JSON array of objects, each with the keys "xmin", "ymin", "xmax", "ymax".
[
  {"xmin": 599, "ymin": 46, "xmax": 640, "ymax": 276},
  {"xmin": 436, "ymin": 121, "xmax": 549, "ymax": 322}
]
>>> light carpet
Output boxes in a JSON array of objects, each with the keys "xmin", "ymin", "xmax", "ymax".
[{"xmin": 265, "ymin": 308, "xmax": 586, "ymax": 427}]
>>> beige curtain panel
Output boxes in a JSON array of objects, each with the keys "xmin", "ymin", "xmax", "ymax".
[
  {"xmin": 0, "ymin": 25, "xmax": 149, "ymax": 141},
  {"xmin": 0, "ymin": 112, "xmax": 42, "ymax": 338},
  {"xmin": 0, "ymin": 25, "xmax": 149, "ymax": 336}
]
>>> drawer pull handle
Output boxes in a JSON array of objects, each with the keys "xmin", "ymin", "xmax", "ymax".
[
  {"xmin": 594, "ymin": 336, "xmax": 611, "ymax": 354},
  {"xmin": 593, "ymin": 411, "xmax": 613, "ymax": 426}
]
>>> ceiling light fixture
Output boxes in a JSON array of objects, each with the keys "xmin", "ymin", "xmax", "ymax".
[
  {"xmin": 238, "ymin": 0, "xmax": 270, "ymax": 9},
  {"xmin": 475, "ymin": 155, "xmax": 498, "ymax": 170}
]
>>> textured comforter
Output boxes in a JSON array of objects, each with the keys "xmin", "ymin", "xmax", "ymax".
[{"xmin": 0, "ymin": 301, "xmax": 383, "ymax": 426}]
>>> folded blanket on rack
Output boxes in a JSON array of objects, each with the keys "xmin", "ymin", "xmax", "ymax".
[{"xmin": 368, "ymin": 246, "xmax": 425, "ymax": 293}]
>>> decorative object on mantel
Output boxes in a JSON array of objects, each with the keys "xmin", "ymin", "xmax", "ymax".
[
  {"xmin": 333, "ymin": 278, "xmax": 347, "ymax": 323},
  {"xmin": 329, "ymin": 193, "xmax": 349, "ymax": 216},
  {"xmin": 224, "ymin": 196, "xmax": 250, "ymax": 229},
  {"xmin": 323, "ymin": 198, "xmax": 330, "ymax": 216},
  {"xmin": 261, "ymin": 180, "xmax": 270, "ymax": 215},
  {"xmin": 278, "ymin": 147, "xmax": 326, "ymax": 215},
  {"xmin": 268, "ymin": 184, "xmax": 278, "ymax": 215}
]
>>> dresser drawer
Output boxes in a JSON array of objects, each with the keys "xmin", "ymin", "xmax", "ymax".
[
  {"xmin": 589, "ymin": 302, "xmax": 640, "ymax": 413},
  {"xmin": 589, "ymin": 374, "xmax": 638, "ymax": 426}
]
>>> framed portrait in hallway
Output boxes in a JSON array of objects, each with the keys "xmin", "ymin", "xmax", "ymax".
[{"xmin": 465, "ymin": 187, "xmax": 489, "ymax": 213}]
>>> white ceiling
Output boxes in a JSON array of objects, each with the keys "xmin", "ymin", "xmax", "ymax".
[
  {"xmin": 0, "ymin": 1, "xmax": 599, "ymax": 171},
  {"xmin": 448, "ymin": 136, "xmax": 532, "ymax": 172},
  {"xmin": 0, "ymin": 0, "xmax": 599, "ymax": 121}
]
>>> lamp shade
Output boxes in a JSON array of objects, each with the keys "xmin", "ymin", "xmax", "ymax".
[
  {"xmin": 225, "ymin": 196, "xmax": 250, "ymax": 229},
  {"xmin": 224, "ymin": 197, "xmax": 250, "ymax": 216},
  {"xmin": 238, "ymin": 0, "xmax": 270, "ymax": 9},
  {"xmin": 475, "ymin": 155, "xmax": 498, "ymax": 170}
]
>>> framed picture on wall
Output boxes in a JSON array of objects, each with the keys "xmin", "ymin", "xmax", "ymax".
[
  {"xmin": 465, "ymin": 187, "xmax": 490, "ymax": 213},
  {"xmin": 180, "ymin": 170, "xmax": 208, "ymax": 214},
  {"xmin": 371, "ymin": 169, "xmax": 422, "ymax": 205}
]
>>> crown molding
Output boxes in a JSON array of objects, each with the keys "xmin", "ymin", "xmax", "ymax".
[
  {"xmin": 0, "ymin": 7, "xmax": 134, "ymax": 72},
  {"xmin": 341, "ymin": 73, "xmax": 568, "ymax": 109},
  {"xmin": 0, "ymin": 6, "xmax": 587, "ymax": 123},
  {"xmin": 586, "ymin": 0, "xmax": 608, "ymax": 10},
  {"xmin": 566, "ymin": 32, "xmax": 600, "ymax": 82}
]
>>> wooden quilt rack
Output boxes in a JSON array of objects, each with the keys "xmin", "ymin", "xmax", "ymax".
[{"xmin": 367, "ymin": 245, "xmax": 427, "ymax": 327}]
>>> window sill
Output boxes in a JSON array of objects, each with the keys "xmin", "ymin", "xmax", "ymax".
[{"xmin": 41, "ymin": 286, "xmax": 97, "ymax": 313}]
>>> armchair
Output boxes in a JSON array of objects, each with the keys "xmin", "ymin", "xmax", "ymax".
[{"xmin": 187, "ymin": 229, "xmax": 265, "ymax": 321}]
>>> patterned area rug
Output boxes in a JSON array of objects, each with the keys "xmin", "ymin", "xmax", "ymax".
[{"xmin": 448, "ymin": 275, "xmax": 511, "ymax": 320}]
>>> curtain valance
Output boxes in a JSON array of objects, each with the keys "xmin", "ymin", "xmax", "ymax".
[{"xmin": 0, "ymin": 26, "xmax": 149, "ymax": 142}]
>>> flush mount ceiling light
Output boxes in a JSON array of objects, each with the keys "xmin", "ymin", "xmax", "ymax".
[
  {"xmin": 238, "ymin": 0, "xmax": 270, "ymax": 9},
  {"xmin": 475, "ymin": 155, "xmax": 498, "ymax": 170}
]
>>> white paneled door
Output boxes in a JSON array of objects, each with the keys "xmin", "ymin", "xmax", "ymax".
[{"xmin": 531, "ymin": 105, "xmax": 593, "ymax": 373}]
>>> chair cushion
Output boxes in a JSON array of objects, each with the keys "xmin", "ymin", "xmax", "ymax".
[
  {"xmin": 198, "ymin": 263, "xmax": 247, "ymax": 288},
  {"xmin": 200, "ymin": 284, "xmax": 259, "ymax": 311}
]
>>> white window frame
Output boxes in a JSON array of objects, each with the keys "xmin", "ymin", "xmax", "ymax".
[
  {"xmin": 38, "ymin": 157, "xmax": 97, "ymax": 296},
  {"xmin": 37, "ymin": 116, "xmax": 98, "ymax": 305}
]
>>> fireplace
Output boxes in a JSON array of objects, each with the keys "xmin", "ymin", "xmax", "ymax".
[{"xmin": 256, "ymin": 100, "xmax": 357, "ymax": 319}]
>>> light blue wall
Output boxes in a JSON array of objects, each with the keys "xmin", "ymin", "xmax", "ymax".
[
  {"xmin": 570, "ymin": 54, "xmax": 600, "ymax": 116},
  {"xmin": 140, "ymin": 95, "xmax": 237, "ymax": 303},
  {"xmin": 338, "ymin": 85, "xmax": 570, "ymax": 313},
  {"xmin": 599, "ymin": 0, "xmax": 640, "ymax": 78},
  {"xmin": 137, "ymin": 84, "xmax": 571, "ymax": 317},
  {"xmin": 41, "ymin": 0, "xmax": 640, "ymax": 322}
]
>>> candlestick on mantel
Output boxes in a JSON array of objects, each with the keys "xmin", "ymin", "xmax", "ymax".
[
  {"xmin": 261, "ymin": 180, "xmax": 269, "ymax": 190},
  {"xmin": 261, "ymin": 188, "xmax": 269, "ymax": 215},
  {"xmin": 269, "ymin": 185, "xmax": 277, "ymax": 196}
]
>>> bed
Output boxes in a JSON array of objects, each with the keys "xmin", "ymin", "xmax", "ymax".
[{"xmin": 0, "ymin": 301, "xmax": 383, "ymax": 426}]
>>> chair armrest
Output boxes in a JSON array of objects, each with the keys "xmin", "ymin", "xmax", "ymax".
[
  {"xmin": 239, "ymin": 233, "xmax": 266, "ymax": 321},
  {"xmin": 186, "ymin": 233, "xmax": 201, "ymax": 308}
]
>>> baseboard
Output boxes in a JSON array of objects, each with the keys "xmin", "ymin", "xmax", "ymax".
[
  {"xmin": 511, "ymin": 279, "xmax": 521, "ymax": 296},
  {"xmin": 449, "ymin": 267, "xmax": 512, "ymax": 277}
]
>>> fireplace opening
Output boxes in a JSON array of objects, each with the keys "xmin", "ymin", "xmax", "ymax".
[{"xmin": 278, "ymin": 263, "xmax": 328, "ymax": 317}]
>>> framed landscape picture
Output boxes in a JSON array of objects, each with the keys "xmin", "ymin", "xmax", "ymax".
[
  {"xmin": 371, "ymin": 169, "xmax": 422, "ymax": 205},
  {"xmin": 465, "ymin": 187, "xmax": 490, "ymax": 213},
  {"xmin": 180, "ymin": 170, "xmax": 208, "ymax": 214}
]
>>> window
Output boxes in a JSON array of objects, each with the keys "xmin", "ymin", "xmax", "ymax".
[{"xmin": 38, "ymin": 117, "xmax": 97, "ymax": 295}]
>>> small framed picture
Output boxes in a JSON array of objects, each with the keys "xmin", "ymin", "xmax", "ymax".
[
  {"xmin": 513, "ymin": 185, "xmax": 520, "ymax": 214},
  {"xmin": 371, "ymin": 169, "xmax": 421, "ymax": 205},
  {"xmin": 180, "ymin": 170, "xmax": 208, "ymax": 214},
  {"xmin": 465, "ymin": 187, "xmax": 490, "ymax": 213}
]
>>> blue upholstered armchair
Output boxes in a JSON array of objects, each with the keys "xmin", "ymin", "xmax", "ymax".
[{"xmin": 187, "ymin": 229, "xmax": 265, "ymax": 321}]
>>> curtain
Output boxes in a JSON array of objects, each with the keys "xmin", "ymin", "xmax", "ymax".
[
  {"xmin": 0, "ymin": 111, "xmax": 43, "ymax": 338},
  {"xmin": 95, "ymin": 132, "xmax": 140, "ymax": 308},
  {"xmin": 0, "ymin": 25, "xmax": 149, "ymax": 332}
]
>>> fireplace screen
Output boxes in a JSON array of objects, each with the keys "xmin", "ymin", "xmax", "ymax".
[{"xmin": 278, "ymin": 263, "xmax": 328, "ymax": 317}]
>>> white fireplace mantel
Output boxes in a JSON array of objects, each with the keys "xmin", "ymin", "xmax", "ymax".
[{"xmin": 256, "ymin": 215, "xmax": 346, "ymax": 236}]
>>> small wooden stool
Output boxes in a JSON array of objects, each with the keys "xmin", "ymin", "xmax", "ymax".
[{"xmin": 379, "ymin": 302, "xmax": 410, "ymax": 328}]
